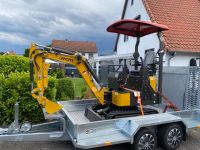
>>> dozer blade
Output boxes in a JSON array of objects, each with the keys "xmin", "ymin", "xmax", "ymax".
[{"xmin": 44, "ymin": 99, "xmax": 63, "ymax": 114}]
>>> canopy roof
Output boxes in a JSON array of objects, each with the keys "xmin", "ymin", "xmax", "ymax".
[{"xmin": 107, "ymin": 19, "xmax": 169, "ymax": 37}]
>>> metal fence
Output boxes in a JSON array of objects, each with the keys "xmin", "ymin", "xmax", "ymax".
[{"xmin": 163, "ymin": 67, "xmax": 200, "ymax": 110}]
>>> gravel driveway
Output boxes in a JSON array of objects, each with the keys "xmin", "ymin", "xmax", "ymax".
[{"xmin": 0, "ymin": 128, "xmax": 200, "ymax": 150}]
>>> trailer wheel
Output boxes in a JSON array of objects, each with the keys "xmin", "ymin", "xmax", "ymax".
[
  {"xmin": 158, "ymin": 124, "xmax": 183, "ymax": 150},
  {"xmin": 131, "ymin": 128, "xmax": 157, "ymax": 150}
]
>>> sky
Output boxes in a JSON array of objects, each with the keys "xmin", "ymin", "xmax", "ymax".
[{"xmin": 0, "ymin": 0, "xmax": 123, "ymax": 54}]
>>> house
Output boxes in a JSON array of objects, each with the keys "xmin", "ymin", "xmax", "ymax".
[
  {"xmin": 50, "ymin": 40, "xmax": 98, "ymax": 77},
  {"xmin": 4, "ymin": 50, "xmax": 16, "ymax": 55},
  {"xmin": 52, "ymin": 40, "xmax": 98, "ymax": 60},
  {"xmin": 114, "ymin": 0, "xmax": 200, "ymax": 66}
]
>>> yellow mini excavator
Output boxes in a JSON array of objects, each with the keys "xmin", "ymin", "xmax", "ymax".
[{"xmin": 29, "ymin": 19, "xmax": 169, "ymax": 121}]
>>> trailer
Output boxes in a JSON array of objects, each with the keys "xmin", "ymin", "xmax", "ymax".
[{"xmin": 0, "ymin": 99, "xmax": 200, "ymax": 150}]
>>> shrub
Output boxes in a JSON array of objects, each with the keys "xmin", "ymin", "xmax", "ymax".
[
  {"xmin": 0, "ymin": 55, "xmax": 29, "ymax": 76},
  {"xmin": 49, "ymin": 69, "xmax": 65, "ymax": 79},
  {"xmin": 0, "ymin": 74, "xmax": 5, "ymax": 100},
  {"xmin": 81, "ymin": 86, "xmax": 87, "ymax": 99},
  {"xmin": 0, "ymin": 72, "xmax": 57, "ymax": 125},
  {"xmin": 56, "ymin": 69, "xmax": 65, "ymax": 78},
  {"xmin": 44, "ymin": 76, "xmax": 57, "ymax": 101},
  {"xmin": 56, "ymin": 78, "xmax": 74, "ymax": 101}
]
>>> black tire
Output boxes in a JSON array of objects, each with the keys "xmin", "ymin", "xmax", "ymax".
[
  {"xmin": 131, "ymin": 128, "xmax": 157, "ymax": 150},
  {"xmin": 158, "ymin": 124, "xmax": 183, "ymax": 150}
]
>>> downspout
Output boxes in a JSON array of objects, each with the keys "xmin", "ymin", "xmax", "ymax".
[{"xmin": 167, "ymin": 52, "xmax": 176, "ymax": 66}]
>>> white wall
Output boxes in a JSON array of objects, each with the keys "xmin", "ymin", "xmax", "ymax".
[
  {"xmin": 116, "ymin": 0, "xmax": 160, "ymax": 59},
  {"xmin": 83, "ymin": 53, "xmax": 98, "ymax": 60},
  {"xmin": 84, "ymin": 53, "xmax": 89, "ymax": 59},
  {"xmin": 93, "ymin": 53, "xmax": 98, "ymax": 58},
  {"xmin": 164, "ymin": 52, "xmax": 200, "ymax": 66}
]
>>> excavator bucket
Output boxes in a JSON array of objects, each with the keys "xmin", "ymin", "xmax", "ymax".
[{"xmin": 44, "ymin": 99, "xmax": 63, "ymax": 114}]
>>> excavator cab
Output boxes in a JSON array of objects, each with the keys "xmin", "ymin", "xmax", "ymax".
[
  {"xmin": 85, "ymin": 19, "xmax": 169, "ymax": 121},
  {"xmin": 105, "ymin": 19, "xmax": 168, "ymax": 105}
]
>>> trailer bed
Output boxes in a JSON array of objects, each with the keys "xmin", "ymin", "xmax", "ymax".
[{"xmin": 57, "ymin": 100, "xmax": 200, "ymax": 149}]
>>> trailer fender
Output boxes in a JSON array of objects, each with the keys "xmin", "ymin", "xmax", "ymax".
[{"xmin": 115, "ymin": 113, "xmax": 186, "ymax": 144}]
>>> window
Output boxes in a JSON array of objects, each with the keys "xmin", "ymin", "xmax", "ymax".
[
  {"xmin": 190, "ymin": 58, "xmax": 197, "ymax": 66},
  {"xmin": 131, "ymin": 0, "xmax": 134, "ymax": 6},
  {"xmin": 134, "ymin": 15, "xmax": 141, "ymax": 20},
  {"xmin": 124, "ymin": 35, "xmax": 129, "ymax": 42}
]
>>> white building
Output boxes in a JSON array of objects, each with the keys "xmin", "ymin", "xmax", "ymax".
[{"xmin": 113, "ymin": 0, "xmax": 200, "ymax": 67}]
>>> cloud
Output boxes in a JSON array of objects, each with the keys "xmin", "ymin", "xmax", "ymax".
[
  {"xmin": 0, "ymin": 32, "xmax": 29, "ymax": 45},
  {"xmin": 0, "ymin": 0, "xmax": 123, "ymax": 52}
]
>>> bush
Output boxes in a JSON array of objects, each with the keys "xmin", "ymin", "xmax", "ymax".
[
  {"xmin": 44, "ymin": 76, "xmax": 57, "ymax": 101},
  {"xmin": 81, "ymin": 87, "xmax": 87, "ymax": 99},
  {"xmin": 56, "ymin": 69, "xmax": 65, "ymax": 78},
  {"xmin": 56, "ymin": 78, "xmax": 75, "ymax": 101},
  {"xmin": 49, "ymin": 69, "xmax": 65, "ymax": 79},
  {"xmin": 0, "ymin": 74, "xmax": 5, "ymax": 100},
  {"xmin": 0, "ymin": 55, "xmax": 29, "ymax": 76},
  {"xmin": 0, "ymin": 72, "xmax": 45, "ymax": 125}
]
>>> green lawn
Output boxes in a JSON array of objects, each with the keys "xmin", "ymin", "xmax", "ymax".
[{"xmin": 69, "ymin": 77, "xmax": 87, "ymax": 98}]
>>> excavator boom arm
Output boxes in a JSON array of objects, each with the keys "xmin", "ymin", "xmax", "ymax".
[{"xmin": 29, "ymin": 44, "xmax": 106, "ymax": 114}]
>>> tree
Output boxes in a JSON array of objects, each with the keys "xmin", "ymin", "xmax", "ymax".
[{"xmin": 24, "ymin": 48, "xmax": 30, "ymax": 57}]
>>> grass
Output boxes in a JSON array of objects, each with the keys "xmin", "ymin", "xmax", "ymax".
[{"xmin": 69, "ymin": 77, "xmax": 87, "ymax": 98}]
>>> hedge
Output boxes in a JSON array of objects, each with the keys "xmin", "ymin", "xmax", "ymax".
[
  {"xmin": 0, "ymin": 73, "xmax": 75, "ymax": 125},
  {"xmin": 0, "ymin": 55, "xmax": 29, "ymax": 76},
  {"xmin": 56, "ymin": 78, "xmax": 75, "ymax": 101},
  {"xmin": 0, "ymin": 72, "xmax": 44, "ymax": 125}
]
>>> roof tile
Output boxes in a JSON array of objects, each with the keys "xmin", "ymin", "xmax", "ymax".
[
  {"xmin": 51, "ymin": 40, "xmax": 98, "ymax": 53},
  {"xmin": 143, "ymin": 0, "xmax": 200, "ymax": 52}
]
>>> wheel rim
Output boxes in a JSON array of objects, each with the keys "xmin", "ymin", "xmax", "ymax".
[
  {"xmin": 138, "ymin": 133, "xmax": 155, "ymax": 150},
  {"xmin": 167, "ymin": 128, "xmax": 182, "ymax": 148}
]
